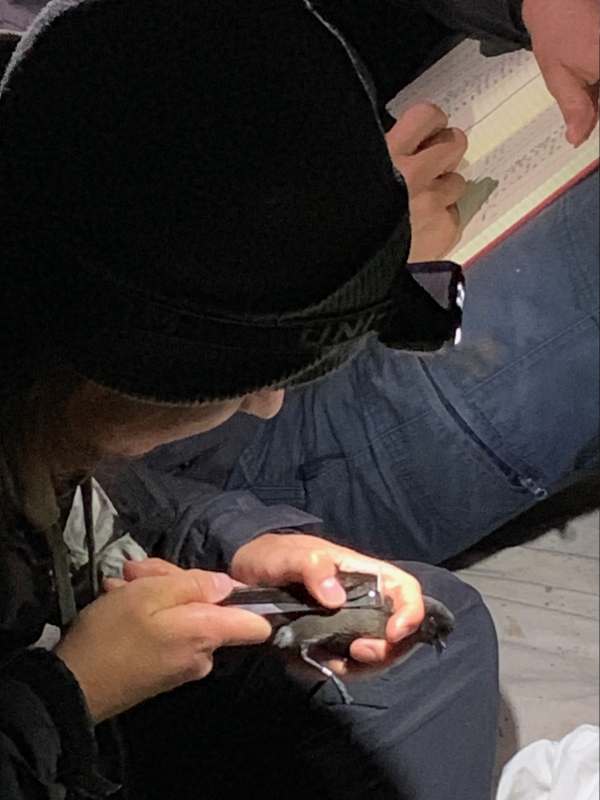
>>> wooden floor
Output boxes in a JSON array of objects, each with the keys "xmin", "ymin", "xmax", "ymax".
[{"xmin": 448, "ymin": 477, "xmax": 599, "ymax": 785}]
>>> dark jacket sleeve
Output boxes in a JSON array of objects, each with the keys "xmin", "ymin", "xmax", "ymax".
[
  {"xmin": 416, "ymin": 0, "xmax": 530, "ymax": 48},
  {"xmin": 98, "ymin": 414, "xmax": 322, "ymax": 572},
  {"xmin": 105, "ymin": 458, "xmax": 322, "ymax": 572},
  {"xmin": 0, "ymin": 648, "xmax": 118, "ymax": 799}
]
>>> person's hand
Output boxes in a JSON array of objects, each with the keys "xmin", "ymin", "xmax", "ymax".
[
  {"xmin": 385, "ymin": 103, "xmax": 468, "ymax": 262},
  {"xmin": 55, "ymin": 569, "xmax": 271, "ymax": 722},
  {"xmin": 522, "ymin": 0, "xmax": 600, "ymax": 146},
  {"xmin": 231, "ymin": 533, "xmax": 425, "ymax": 670},
  {"xmin": 123, "ymin": 543, "xmax": 425, "ymax": 675}
]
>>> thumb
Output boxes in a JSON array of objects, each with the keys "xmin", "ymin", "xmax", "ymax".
[
  {"xmin": 136, "ymin": 571, "xmax": 235, "ymax": 613},
  {"xmin": 298, "ymin": 555, "xmax": 347, "ymax": 608},
  {"xmin": 541, "ymin": 62, "xmax": 598, "ymax": 145}
]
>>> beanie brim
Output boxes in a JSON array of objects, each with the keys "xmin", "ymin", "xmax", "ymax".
[{"xmin": 33, "ymin": 221, "xmax": 464, "ymax": 404}]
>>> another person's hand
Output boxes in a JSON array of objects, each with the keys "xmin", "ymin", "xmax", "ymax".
[
  {"xmin": 522, "ymin": 0, "xmax": 600, "ymax": 146},
  {"xmin": 55, "ymin": 570, "xmax": 271, "ymax": 722},
  {"xmin": 385, "ymin": 103, "xmax": 468, "ymax": 262},
  {"xmin": 123, "ymin": 543, "xmax": 425, "ymax": 675}
]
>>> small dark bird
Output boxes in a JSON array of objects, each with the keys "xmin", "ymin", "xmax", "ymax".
[{"xmin": 221, "ymin": 572, "xmax": 455, "ymax": 703}]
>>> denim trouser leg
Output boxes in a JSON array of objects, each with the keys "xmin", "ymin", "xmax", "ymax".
[
  {"xmin": 122, "ymin": 563, "xmax": 499, "ymax": 800},
  {"xmin": 230, "ymin": 171, "xmax": 599, "ymax": 563}
]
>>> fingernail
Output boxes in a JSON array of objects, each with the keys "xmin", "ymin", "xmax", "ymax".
[
  {"xmin": 566, "ymin": 125, "xmax": 581, "ymax": 147},
  {"xmin": 359, "ymin": 646, "xmax": 381, "ymax": 664},
  {"xmin": 318, "ymin": 577, "xmax": 346, "ymax": 606}
]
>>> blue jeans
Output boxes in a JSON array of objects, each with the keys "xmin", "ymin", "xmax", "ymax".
[{"xmin": 229, "ymin": 171, "xmax": 599, "ymax": 563}]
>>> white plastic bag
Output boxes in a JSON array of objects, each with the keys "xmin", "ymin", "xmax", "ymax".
[{"xmin": 497, "ymin": 725, "xmax": 599, "ymax": 800}]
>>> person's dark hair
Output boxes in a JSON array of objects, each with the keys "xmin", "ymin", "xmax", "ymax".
[{"xmin": 0, "ymin": 0, "xmax": 462, "ymax": 404}]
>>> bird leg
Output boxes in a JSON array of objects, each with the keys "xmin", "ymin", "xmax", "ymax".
[{"xmin": 300, "ymin": 643, "xmax": 354, "ymax": 705}]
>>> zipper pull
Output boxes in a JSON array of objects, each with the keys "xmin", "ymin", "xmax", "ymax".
[{"xmin": 519, "ymin": 476, "xmax": 548, "ymax": 500}]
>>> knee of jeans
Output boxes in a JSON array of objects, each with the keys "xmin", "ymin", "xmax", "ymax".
[
  {"xmin": 397, "ymin": 561, "xmax": 498, "ymax": 648},
  {"xmin": 396, "ymin": 559, "xmax": 478, "ymax": 603}
]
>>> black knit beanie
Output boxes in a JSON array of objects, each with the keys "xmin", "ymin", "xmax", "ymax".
[{"xmin": 0, "ymin": 0, "xmax": 463, "ymax": 404}]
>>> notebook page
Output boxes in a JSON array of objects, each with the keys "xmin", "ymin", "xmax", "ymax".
[
  {"xmin": 462, "ymin": 72, "xmax": 555, "ymax": 163},
  {"xmin": 451, "ymin": 106, "xmax": 599, "ymax": 263},
  {"xmin": 386, "ymin": 39, "xmax": 541, "ymax": 134}
]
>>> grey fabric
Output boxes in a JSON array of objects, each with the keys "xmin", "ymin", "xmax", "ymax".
[{"xmin": 62, "ymin": 480, "xmax": 147, "ymax": 577}]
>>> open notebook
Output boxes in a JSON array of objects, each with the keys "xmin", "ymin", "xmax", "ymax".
[{"xmin": 387, "ymin": 39, "xmax": 600, "ymax": 266}]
